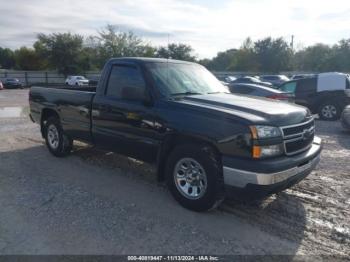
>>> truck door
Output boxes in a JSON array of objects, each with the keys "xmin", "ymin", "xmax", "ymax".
[{"xmin": 91, "ymin": 63, "xmax": 160, "ymax": 163}]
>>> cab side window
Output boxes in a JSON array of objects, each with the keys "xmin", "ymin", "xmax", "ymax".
[
  {"xmin": 106, "ymin": 65, "xmax": 146, "ymax": 101},
  {"xmin": 296, "ymin": 78, "xmax": 317, "ymax": 94}
]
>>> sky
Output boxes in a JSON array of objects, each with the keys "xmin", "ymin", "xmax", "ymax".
[{"xmin": 0, "ymin": 0, "xmax": 350, "ymax": 58}]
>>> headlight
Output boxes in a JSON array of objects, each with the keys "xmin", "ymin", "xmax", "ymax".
[
  {"xmin": 250, "ymin": 125, "xmax": 283, "ymax": 158},
  {"xmin": 253, "ymin": 144, "xmax": 284, "ymax": 158},
  {"xmin": 250, "ymin": 125, "xmax": 281, "ymax": 139}
]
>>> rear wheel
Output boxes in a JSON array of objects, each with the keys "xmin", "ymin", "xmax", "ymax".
[
  {"xmin": 318, "ymin": 102, "xmax": 341, "ymax": 120},
  {"xmin": 165, "ymin": 144, "xmax": 224, "ymax": 212},
  {"xmin": 44, "ymin": 117, "xmax": 73, "ymax": 157}
]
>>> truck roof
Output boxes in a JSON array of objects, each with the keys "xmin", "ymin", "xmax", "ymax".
[{"xmin": 107, "ymin": 57, "xmax": 196, "ymax": 65}]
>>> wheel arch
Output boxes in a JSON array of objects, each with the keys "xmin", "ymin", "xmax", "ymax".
[
  {"xmin": 40, "ymin": 108, "xmax": 60, "ymax": 138},
  {"xmin": 156, "ymin": 133, "xmax": 221, "ymax": 182}
]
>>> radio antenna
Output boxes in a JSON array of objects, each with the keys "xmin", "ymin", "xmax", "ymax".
[{"xmin": 167, "ymin": 33, "xmax": 170, "ymax": 84}]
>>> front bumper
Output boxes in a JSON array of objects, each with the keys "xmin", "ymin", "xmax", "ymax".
[{"xmin": 222, "ymin": 136, "xmax": 322, "ymax": 199}]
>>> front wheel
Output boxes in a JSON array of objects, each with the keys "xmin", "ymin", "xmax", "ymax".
[
  {"xmin": 318, "ymin": 102, "xmax": 341, "ymax": 120},
  {"xmin": 44, "ymin": 117, "xmax": 73, "ymax": 157},
  {"xmin": 165, "ymin": 144, "xmax": 224, "ymax": 212}
]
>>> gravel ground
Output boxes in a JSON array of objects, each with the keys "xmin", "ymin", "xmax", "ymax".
[{"xmin": 0, "ymin": 89, "xmax": 349, "ymax": 256}]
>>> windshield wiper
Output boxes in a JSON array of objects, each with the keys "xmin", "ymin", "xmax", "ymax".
[
  {"xmin": 207, "ymin": 91, "xmax": 225, "ymax": 94},
  {"xmin": 170, "ymin": 91, "xmax": 202, "ymax": 97}
]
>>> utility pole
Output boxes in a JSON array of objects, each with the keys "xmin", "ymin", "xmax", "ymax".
[{"xmin": 291, "ymin": 35, "xmax": 294, "ymax": 50}]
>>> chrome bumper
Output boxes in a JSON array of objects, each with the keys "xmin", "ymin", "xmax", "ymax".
[{"xmin": 223, "ymin": 148, "xmax": 321, "ymax": 188}]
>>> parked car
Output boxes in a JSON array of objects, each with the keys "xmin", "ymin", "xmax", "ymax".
[
  {"xmin": 3, "ymin": 78, "xmax": 23, "ymax": 89},
  {"xmin": 279, "ymin": 72, "xmax": 350, "ymax": 120},
  {"xmin": 88, "ymin": 76, "xmax": 100, "ymax": 86},
  {"xmin": 216, "ymin": 75, "xmax": 236, "ymax": 84},
  {"xmin": 291, "ymin": 74, "xmax": 315, "ymax": 80},
  {"xmin": 341, "ymin": 105, "xmax": 350, "ymax": 131},
  {"xmin": 259, "ymin": 75, "xmax": 290, "ymax": 87},
  {"xmin": 220, "ymin": 81, "xmax": 229, "ymax": 86},
  {"xmin": 228, "ymin": 83, "xmax": 294, "ymax": 102},
  {"xmin": 65, "ymin": 76, "xmax": 89, "ymax": 86},
  {"xmin": 231, "ymin": 76, "xmax": 274, "ymax": 87},
  {"xmin": 29, "ymin": 58, "xmax": 322, "ymax": 212},
  {"xmin": 0, "ymin": 80, "xmax": 3, "ymax": 90},
  {"xmin": 225, "ymin": 76, "xmax": 237, "ymax": 83}
]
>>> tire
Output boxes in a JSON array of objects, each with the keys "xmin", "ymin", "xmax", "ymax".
[
  {"xmin": 318, "ymin": 101, "xmax": 341, "ymax": 121},
  {"xmin": 44, "ymin": 117, "xmax": 73, "ymax": 157},
  {"xmin": 165, "ymin": 144, "xmax": 224, "ymax": 212}
]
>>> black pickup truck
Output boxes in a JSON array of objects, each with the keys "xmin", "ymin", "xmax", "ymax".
[{"xmin": 29, "ymin": 58, "xmax": 322, "ymax": 211}]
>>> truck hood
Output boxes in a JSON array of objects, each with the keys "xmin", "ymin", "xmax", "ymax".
[{"xmin": 176, "ymin": 93, "xmax": 309, "ymax": 126}]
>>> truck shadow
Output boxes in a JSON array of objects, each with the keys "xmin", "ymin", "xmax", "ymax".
[
  {"xmin": 66, "ymin": 143, "xmax": 308, "ymax": 255},
  {"xmin": 0, "ymin": 144, "xmax": 307, "ymax": 255}
]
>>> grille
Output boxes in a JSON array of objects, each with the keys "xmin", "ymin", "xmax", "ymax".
[{"xmin": 281, "ymin": 118, "xmax": 315, "ymax": 155}]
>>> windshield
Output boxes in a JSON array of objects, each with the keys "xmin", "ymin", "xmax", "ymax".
[
  {"xmin": 76, "ymin": 76, "xmax": 86, "ymax": 80},
  {"xmin": 146, "ymin": 62, "xmax": 228, "ymax": 97}
]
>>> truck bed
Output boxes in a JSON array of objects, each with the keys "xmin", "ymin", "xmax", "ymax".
[
  {"xmin": 31, "ymin": 84, "xmax": 97, "ymax": 92},
  {"xmin": 30, "ymin": 85, "xmax": 96, "ymax": 143}
]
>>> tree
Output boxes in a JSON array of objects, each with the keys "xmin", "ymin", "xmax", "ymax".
[
  {"xmin": 294, "ymin": 44, "xmax": 333, "ymax": 72},
  {"xmin": 157, "ymin": 43, "xmax": 196, "ymax": 61},
  {"xmin": 34, "ymin": 33, "xmax": 85, "ymax": 75},
  {"xmin": 0, "ymin": 47, "xmax": 15, "ymax": 69},
  {"xmin": 14, "ymin": 47, "xmax": 46, "ymax": 70},
  {"xmin": 202, "ymin": 49, "xmax": 237, "ymax": 71},
  {"xmin": 329, "ymin": 39, "xmax": 350, "ymax": 72},
  {"xmin": 254, "ymin": 37, "xmax": 293, "ymax": 72},
  {"xmin": 229, "ymin": 38, "xmax": 259, "ymax": 71},
  {"xmin": 95, "ymin": 25, "xmax": 157, "ymax": 67}
]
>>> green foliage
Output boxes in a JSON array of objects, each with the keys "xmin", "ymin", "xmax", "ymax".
[
  {"xmin": 0, "ymin": 47, "xmax": 15, "ymax": 69},
  {"xmin": 2, "ymin": 25, "xmax": 350, "ymax": 74},
  {"xmin": 293, "ymin": 44, "xmax": 332, "ymax": 72},
  {"xmin": 201, "ymin": 49, "xmax": 237, "ymax": 71},
  {"xmin": 254, "ymin": 37, "xmax": 293, "ymax": 72},
  {"xmin": 329, "ymin": 39, "xmax": 350, "ymax": 72},
  {"xmin": 210, "ymin": 37, "xmax": 293, "ymax": 73},
  {"xmin": 229, "ymin": 38, "xmax": 259, "ymax": 71},
  {"xmin": 34, "ymin": 33, "xmax": 85, "ymax": 75},
  {"xmin": 14, "ymin": 47, "xmax": 46, "ymax": 70},
  {"xmin": 94, "ymin": 25, "xmax": 157, "ymax": 67},
  {"xmin": 156, "ymin": 43, "xmax": 196, "ymax": 61}
]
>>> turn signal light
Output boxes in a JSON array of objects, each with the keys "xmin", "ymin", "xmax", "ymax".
[{"xmin": 252, "ymin": 146, "xmax": 262, "ymax": 158}]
